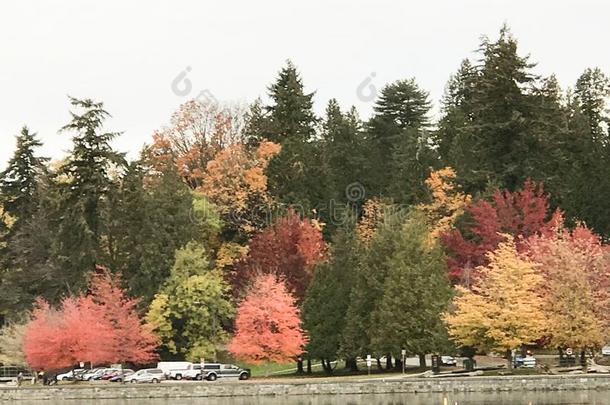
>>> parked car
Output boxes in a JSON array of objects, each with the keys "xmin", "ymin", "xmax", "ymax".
[
  {"xmin": 125, "ymin": 368, "xmax": 164, "ymax": 384},
  {"xmin": 100, "ymin": 369, "xmax": 125, "ymax": 380},
  {"xmin": 81, "ymin": 368, "xmax": 108, "ymax": 381},
  {"xmin": 201, "ymin": 364, "xmax": 250, "ymax": 381},
  {"xmin": 56, "ymin": 369, "xmax": 86, "ymax": 381},
  {"xmin": 109, "ymin": 369, "xmax": 134, "ymax": 382},
  {"xmin": 514, "ymin": 354, "xmax": 536, "ymax": 368},
  {"xmin": 602, "ymin": 346, "xmax": 610, "ymax": 356},
  {"xmin": 440, "ymin": 356, "xmax": 457, "ymax": 366}
]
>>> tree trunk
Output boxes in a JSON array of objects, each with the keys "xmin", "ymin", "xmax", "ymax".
[
  {"xmin": 385, "ymin": 353, "xmax": 393, "ymax": 370},
  {"xmin": 580, "ymin": 349, "xmax": 587, "ymax": 371},
  {"xmin": 296, "ymin": 358, "xmax": 304, "ymax": 374},
  {"xmin": 306, "ymin": 358, "xmax": 312, "ymax": 374},
  {"xmin": 419, "ymin": 353, "xmax": 426, "ymax": 368},
  {"xmin": 376, "ymin": 357, "xmax": 382, "ymax": 370},
  {"xmin": 506, "ymin": 349, "xmax": 513, "ymax": 370},
  {"xmin": 395, "ymin": 357, "xmax": 403, "ymax": 371},
  {"xmin": 345, "ymin": 357, "xmax": 358, "ymax": 372}
]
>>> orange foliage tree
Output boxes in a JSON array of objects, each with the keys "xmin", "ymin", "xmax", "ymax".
[
  {"xmin": 198, "ymin": 141, "xmax": 280, "ymax": 240},
  {"xmin": 527, "ymin": 224, "xmax": 610, "ymax": 351},
  {"xmin": 144, "ymin": 100, "xmax": 246, "ymax": 188},
  {"xmin": 228, "ymin": 274, "xmax": 307, "ymax": 366},
  {"xmin": 418, "ymin": 167, "xmax": 471, "ymax": 243}
]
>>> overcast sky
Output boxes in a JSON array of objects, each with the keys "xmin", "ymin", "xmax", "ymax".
[{"xmin": 1, "ymin": 0, "xmax": 608, "ymax": 169}]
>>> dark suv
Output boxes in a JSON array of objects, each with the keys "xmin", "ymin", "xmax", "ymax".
[{"xmin": 201, "ymin": 364, "xmax": 250, "ymax": 381}]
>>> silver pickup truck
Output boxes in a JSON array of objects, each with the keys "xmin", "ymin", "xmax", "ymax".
[{"xmin": 172, "ymin": 363, "xmax": 250, "ymax": 381}]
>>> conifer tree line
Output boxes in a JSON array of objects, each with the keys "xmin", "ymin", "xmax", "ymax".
[{"xmin": 1, "ymin": 26, "xmax": 610, "ymax": 370}]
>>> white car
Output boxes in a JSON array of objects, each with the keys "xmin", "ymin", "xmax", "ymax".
[
  {"xmin": 602, "ymin": 346, "xmax": 610, "ymax": 356},
  {"xmin": 440, "ymin": 356, "xmax": 457, "ymax": 366},
  {"xmin": 56, "ymin": 369, "xmax": 86, "ymax": 381},
  {"xmin": 125, "ymin": 369, "xmax": 164, "ymax": 384}
]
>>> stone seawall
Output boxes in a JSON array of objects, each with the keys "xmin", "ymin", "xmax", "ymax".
[{"xmin": 2, "ymin": 375, "xmax": 610, "ymax": 401}]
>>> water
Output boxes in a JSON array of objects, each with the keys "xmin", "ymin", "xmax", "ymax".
[{"xmin": 14, "ymin": 391, "xmax": 610, "ymax": 405}]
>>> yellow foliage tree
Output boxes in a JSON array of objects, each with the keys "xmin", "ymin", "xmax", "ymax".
[
  {"xmin": 444, "ymin": 237, "xmax": 547, "ymax": 367},
  {"xmin": 418, "ymin": 167, "xmax": 471, "ymax": 243},
  {"xmin": 356, "ymin": 197, "xmax": 388, "ymax": 243}
]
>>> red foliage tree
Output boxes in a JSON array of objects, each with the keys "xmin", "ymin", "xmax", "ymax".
[
  {"xmin": 233, "ymin": 210, "xmax": 326, "ymax": 301},
  {"xmin": 441, "ymin": 180, "xmax": 562, "ymax": 284},
  {"xmin": 88, "ymin": 266, "xmax": 159, "ymax": 365},
  {"xmin": 527, "ymin": 222, "xmax": 610, "ymax": 328},
  {"xmin": 228, "ymin": 274, "xmax": 307, "ymax": 365},
  {"xmin": 23, "ymin": 297, "xmax": 115, "ymax": 370},
  {"xmin": 22, "ymin": 268, "xmax": 158, "ymax": 370}
]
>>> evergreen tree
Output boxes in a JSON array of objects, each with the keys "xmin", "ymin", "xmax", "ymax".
[
  {"xmin": 0, "ymin": 127, "xmax": 54, "ymax": 316},
  {"xmin": 340, "ymin": 211, "xmax": 403, "ymax": 363},
  {"xmin": 264, "ymin": 61, "xmax": 323, "ymax": 211},
  {"xmin": 436, "ymin": 26, "xmax": 546, "ymax": 193},
  {"xmin": 366, "ymin": 79, "xmax": 434, "ymax": 202},
  {"xmin": 370, "ymin": 212, "xmax": 452, "ymax": 362},
  {"xmin": 109, "ymin": 163, "xmax": 198, "ymax": 304},
  {"xmin": 560, "ymin": 68, "xmax": 610, "ymax": 236},
  {"xmin": 53, "ymin": 97, "xmax": 124, "ymax": 292},
  {"xmin": 0, "ymin": 127, "xmax": 47, "ymax": 231},
  {"xmin": 302, "ymin": 219, "xmax": 361, "ymax": 373},
  {"xmin": 263, "ymin": 60, "xmax": 317, "ymax": 144},
  {"xmin": 0, "ymin": 174, "xmax": 61, "ymax": 316},
  {"xmin": 318, "ymin": 100, "xmax": 367, "ymax": 230}
]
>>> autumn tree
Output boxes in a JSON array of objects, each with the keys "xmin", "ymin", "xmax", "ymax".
[
  {"xmin": 441, "ymin": 180, "xmax": 560, "ymax": 284},
  {"xmin": 144, "ymin": 100, "xmax": 247, "ymax": 188},
  {"xmin": 527, "ymin": 226, "xmax": 609, "ymax": 354},
  {"xmin": 356, "ymin": 197, "xmax": 389, "ymax": 243},
  {"xmin": 23, "ymin": 297, "xmax": 115, "ymax": 370},
  {"xmin": 229, "ymin": 274, "xmax": 307, "ymax": 367},
  {"xmin": 444, "ymin": 237, "xmax": 547, "ymax": 368},
  {"xmin": 146, "ymin": 243, "xmax": 233, "ymax": 361},
  {"xmin": 23, "ymin": 269, "xmax": 158, "ymax": 370},
  {"xmin": 233, "ymin": 210, "xmax": 326, "ymax": 301},
  {"xmin": 88, "ymin": 267, "xmax": 159, "ymax": 365},
  {"xmin": 418, "ymin": 167, "xmax": 471, "ymax": 243},
  {"xmin": 198, "ymin": 141, "xmax": 280, "ymax": 241}
]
